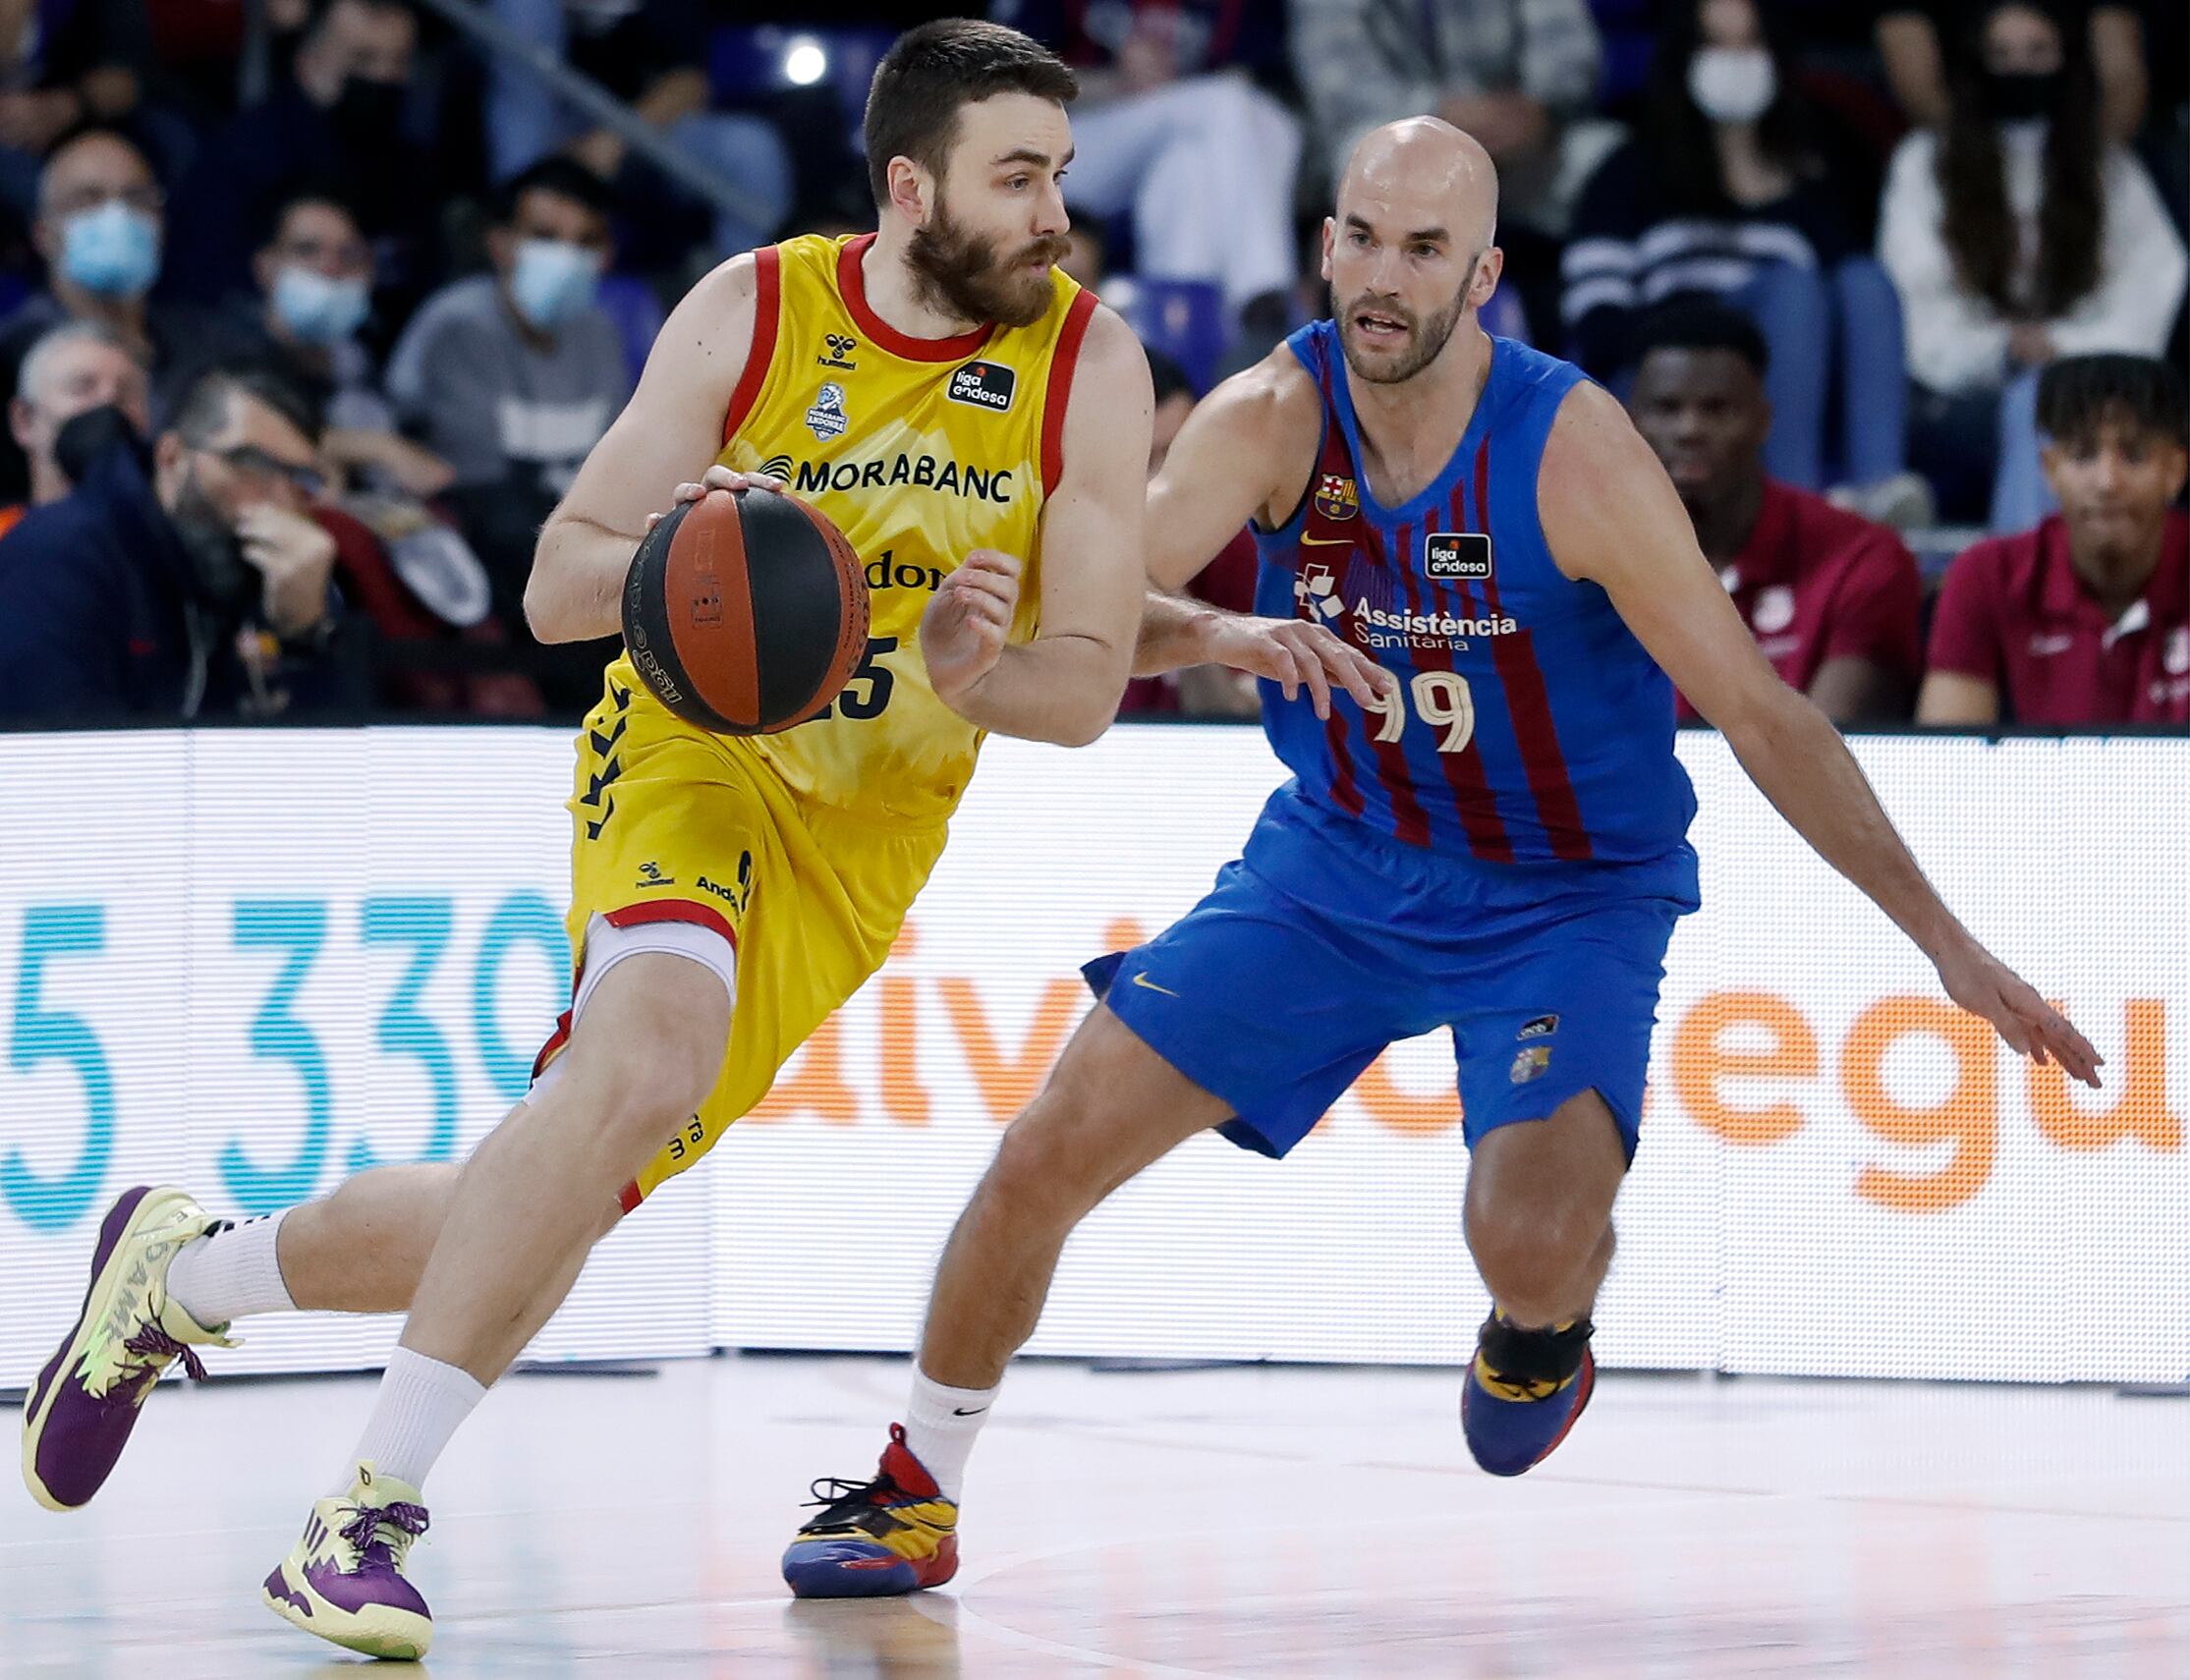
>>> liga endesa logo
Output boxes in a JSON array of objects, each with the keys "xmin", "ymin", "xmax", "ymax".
[{"xmin": 752, "ymin": 923, "xmax": 2183, "ymax": 1215}]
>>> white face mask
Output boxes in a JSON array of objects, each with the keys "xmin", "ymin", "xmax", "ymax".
[{"xmin": 1688, "ymin": 46, "xmax": 1777, "ymax": 126}]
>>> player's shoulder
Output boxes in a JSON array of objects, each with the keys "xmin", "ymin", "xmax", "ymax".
[
  {"xmin": 1069, "ymin": 298, "xmax": 1151, "ymax": 383},
  {"xmin": 1193, "ymin": 341, "xmax": 1326, "ymax": 450}
]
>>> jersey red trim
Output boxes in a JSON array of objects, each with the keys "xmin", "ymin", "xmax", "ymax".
[
  {"xmin": 722, "ymin": 245, "xmax": 781, "ymax": 445},
  {"xmin": 1041, "ymin": 287, "xmax": 1101, "ymax": 498},
  {"xmin": 601, "ymin": 898, "xmax": 740, "ymax": 948},
  {"xmin": 1471, "ymin": 440, "xmax": 1593, "ymax": 862},
  {"xmin": 1360, "ymin": 521, "xmax": 1432, "ymax": 847},
  {"xmin": 837, "ymin": 233, "xmax": 996, "ymax": 362}
]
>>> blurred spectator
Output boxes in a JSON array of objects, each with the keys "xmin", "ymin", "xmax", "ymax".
[
  {"xmin": 385, "ymin": 155, "xmax": 625, "ymax": 707},
  {"xmin": 1628, "ymin": 300, "xmax": 1922, "ymax": 724},
  {"xmin": 1876, "ymin": 2, "xmax": 2146, "ymax": 143},
  {"xmin": 1564, "ymin": 0, "xmax": 1923, "ymax": 517},
  {"xmin": 486, "ymin": 0, "xmax": 792, "ymax": 263},
  {"xmin": 1879, "ymin": 1, "xmax": 2186, "ymax": 529},
  {"xmin": 1291, "ymin": 0, "xmax": 1602, "ymax": 338},
  {"xmin": 2, "ymin": 318, "xmax": 149, "ymax": 532},
  {"xmin": 0, "ymin": 127, "xmax": 202, "ymax": 422},
  {"xmin": 1919, "ymin": 354, "xmax": 2188, "ymax": 726},
  {"xmin": 0, "ymin": 363, "xmax": 357, "ymax": 719},
  {"xmin": 1057, "ymin": 203, "xmax": 1106, "ymax": 293},
  {"xmin": 188, "ymin": 188, "xmax": 457, "ymax": 500},
  {"xmin": 0, "ymin": 0, "xmax": 168, "ymax": 224},
  {"xmin": 164, "ymin": 0, "xmax": 440, "ymax": 308},
  {"xmin": 1119, "ymin": 348, "xmax": 1258, "ymax": 718},
  {"xmin": 992, "ymin": 1, "xmax": 1299, "ymax": 336}
]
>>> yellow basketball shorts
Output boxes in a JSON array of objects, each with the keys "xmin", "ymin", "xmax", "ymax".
[{"xmin": 534, "ymin": 675, "xmax": 948, "ymax": 1211}]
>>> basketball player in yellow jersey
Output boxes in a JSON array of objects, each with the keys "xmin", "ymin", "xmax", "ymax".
[{"xmin": 18, "ymin": 21, "xmax": 1165, "ymax": 1658}]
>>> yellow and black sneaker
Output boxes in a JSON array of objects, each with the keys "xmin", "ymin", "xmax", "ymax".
[
  {"xmin": 782, "ymin": 1425, "xmax": 959, "ymax": 1598},
  {"xmin": 1461, "ymin": 1312, "xmax": 1597, "ymax": 1477}
]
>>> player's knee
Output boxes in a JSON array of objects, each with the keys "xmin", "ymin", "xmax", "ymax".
[{"xmin": 1465, "ymin": 1194, "xmax": 1604, "ymax": 1310}]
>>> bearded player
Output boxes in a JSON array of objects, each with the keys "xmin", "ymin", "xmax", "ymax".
[
  {"xmin": 782, "ymin": 118, "xmax": 2103, "ymax": 1596},
  {"xmin": 15, "ymin": 20, "xmax": 1371, "ymax": 1659}
]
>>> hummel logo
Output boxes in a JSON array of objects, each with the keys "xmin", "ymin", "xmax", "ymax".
[
  {"xmin": 1130, "ymin": 973, "xmax": 1178, "ymax": 996},
  {"xmin": 817, "ymin": 332, "xmax": 858, "ymax": 370}
]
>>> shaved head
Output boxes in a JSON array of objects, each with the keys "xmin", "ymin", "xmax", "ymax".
[
  {"xmin": 1338, "ymin": 118, "xmax": 1498, "ymax": 254},
  {"xmin": 1323, "ymin": 118, "xmax": 1502, "ymax": 385}
]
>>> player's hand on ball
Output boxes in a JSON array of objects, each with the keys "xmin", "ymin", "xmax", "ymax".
[
  {"xmin": 645, "ymin": 463, "xmax": 788, "ymax": 532},
  {"xmin": 1201, "ymin": 615, "xmax": 1398, "ymax": 720},
  {"xmin": 923, "ymin": 548, "xmax": 1021, "ymax": 708},
  {"xmin": 1935, "ymin": 937, "xmax": 2105, "ymax": 1089}
]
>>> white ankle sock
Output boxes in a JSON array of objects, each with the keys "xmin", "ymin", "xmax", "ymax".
[
  {"xmin": 165, "ymin": 1209, "xmax": 295, "ymax": 1327},
  {"xmin": 900, "ymin": 1368, "xmax": 998, "ymax": 1502},
  {"xmin": 342, "ymin": 1348, "xmax": 485, "ymax": 1494}
]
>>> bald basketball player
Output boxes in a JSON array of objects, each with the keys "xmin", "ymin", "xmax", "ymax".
[
  {"xmin": 20, "ymin": 21, "xmax": 1371, "ymax": 1658},
  {"xmin": 785, "ymin": 118, "xmax": 2102, "ymax": 1596}
]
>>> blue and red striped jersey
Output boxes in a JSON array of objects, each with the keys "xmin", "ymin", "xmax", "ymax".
[{"xmin": 1256, "ymin": 324, "xmax": 1696, "ymax": 866}]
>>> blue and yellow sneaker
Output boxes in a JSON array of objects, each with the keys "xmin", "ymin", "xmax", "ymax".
[
  {"xmin": 1461, "ymin": 1312, "xmax": 1597, "ymax": 1477},
  {"xmin": 781, "ymin": 1425, "xmax": 959, "ymax": 1598}
]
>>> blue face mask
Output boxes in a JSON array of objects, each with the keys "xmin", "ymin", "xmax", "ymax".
[
  {"xmin": 271, "ymin": 264, "xmax": 371, "ymax": 345},
  {"xmin": 60, "ymin": 200, "xmax": 161, "ymax": 299},
  {"xmin": 509, "ymin": 238, "xmax": 602, "ymax": 332}
]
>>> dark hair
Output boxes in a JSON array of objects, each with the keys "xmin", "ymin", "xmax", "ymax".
[
  {"xmin": 863, "ymin": 19, "xmax": 1077, "ymax": 207},
  {"xmin": 1146, "ymin": 346, "xmax": 1193, "ymax": 405},
  {"xmin": 251, "ymin": 182, "xmax": 365, "ymax": 253},
  {"xmin": 1628, "ymin": 295, "xmax": 1770, "ymax": 374},
  {"xmin": 1640, "ymin": 1, "xmax": 1817, "ymax": 213},
  {"xmin": 301, "ymin": 0, "xmax": 415, "ymax": 44},
  {"xmin": 2036, "ymin": 354, "xmax": 2188, "ymax": 444},
  {"xmin": 495, "ymin": 156, "xmax": 616, "ymax": 227},
  {"xmin": 167, "ymin": 363, "xmax": 324, "ymax": 450},
  {"xmin": 1937, "ymin": 2, "xmax": 2103, "ymax": 319}
]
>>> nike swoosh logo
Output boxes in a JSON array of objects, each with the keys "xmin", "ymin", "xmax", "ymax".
[
  {"xmin": 1130, "ymin": 973, "xmax": 1179, "ymax": 996},
  {"xmin": 952, "ymin": 1406, "xmax": 988, "ymax": 1416},
  {"xmin": 1300, "ymin": 533, "xmax": 1353, "ymax": 546}
]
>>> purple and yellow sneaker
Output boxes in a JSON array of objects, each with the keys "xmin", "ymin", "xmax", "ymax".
[
  {"xmin": 782, "ymin": 1425, "xmax": 959, "ymax": 1598},
  {"xmin": 21, "ymin": 1185, "xmax": 235, "ymax": 1511},
  {"xmin": 1461, "ymin": 1312, "xmax": 1598, "ymax": 1478},
  {"xmin": 262, "ymin": 1462, "xmax": 433, "ymax": 1659}
]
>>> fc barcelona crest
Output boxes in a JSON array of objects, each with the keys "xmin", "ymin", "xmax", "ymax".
[{"xmin": 1314, "ymin": 474, "xmax": 1358, "ymax": 522}]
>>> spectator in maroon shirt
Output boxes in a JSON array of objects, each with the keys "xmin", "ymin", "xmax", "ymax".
[
  {"xmin": 1120, "ymin": 348, "xmax": 1258, "ymax": 718},
  {"xmin": 1627, "ymin": 299, "xmax": 1924, "ymax": 723},
  {"xmin": 1920, "ymin": 353, "xmax": 2189, "ymax": 725}
]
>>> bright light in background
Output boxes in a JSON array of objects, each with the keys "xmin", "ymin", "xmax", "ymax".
[{"xmin": 783, "ymin": 38, "xmax": 827, "ymax": 86}]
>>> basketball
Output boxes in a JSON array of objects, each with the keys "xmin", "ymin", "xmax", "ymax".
[{"xmin": 621, "ymin": 487, "xmax": 870, "ymax": 734}]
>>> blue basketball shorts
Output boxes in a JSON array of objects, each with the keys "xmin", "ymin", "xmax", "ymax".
[{"xmin": 1086, "ymin": 786, "xmax": 1700, "ymax": 1161}]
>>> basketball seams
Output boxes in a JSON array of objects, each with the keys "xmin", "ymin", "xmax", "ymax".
[{"xmin": 671, "ymin": 496, "xmax": 762, "ymax": 728}]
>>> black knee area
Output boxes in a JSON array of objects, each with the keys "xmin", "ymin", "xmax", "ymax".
[{"xmin": 1478, "ymin": 1313, "xmax": 1594, "ymax": 1388}]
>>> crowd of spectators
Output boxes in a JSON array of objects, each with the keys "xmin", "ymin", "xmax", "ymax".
[{"xmin": 0, "ymin": 0, "xmax": 2178, "ymax": 728}]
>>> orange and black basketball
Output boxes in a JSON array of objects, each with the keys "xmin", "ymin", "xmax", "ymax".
[{"xmin": 621, "ymin": 487, "xmax": 870, "ymax": 735}]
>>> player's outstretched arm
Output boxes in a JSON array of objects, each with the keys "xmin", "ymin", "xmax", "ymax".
[
  {"xmin": 525, "ymin": 256, "xmax": 762, "ymax": 644},
  {"xmin": 1543, "ymin": 381, "xmax": 2104, "ymax": 1088},
  {"xmin": 1133, "ymin": 354, "xmax": 1395, "ymax": 716},
  {"xmin": 921, "ymin": 305, "xmax": 1151, "ymax": 747}
]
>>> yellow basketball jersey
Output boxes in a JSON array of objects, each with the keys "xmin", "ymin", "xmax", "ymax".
[{"xmin": 672, "ymin": 232, "xmax": 1096, "ymax": 821}]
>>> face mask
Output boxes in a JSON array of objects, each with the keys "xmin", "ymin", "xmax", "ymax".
[
  {"xmin": 509, "ymin": 237, "xmax": 603, "ymax": 331},
  {"xmin": 272, "ymin": 264, "xmax": 371, "ymax": 344},
  {"xmin": 332, "ymin": 77, "xmax": 407, "ymax": 137},
  {"xmin": 59, "ymin": 200, "xmax": 161, "ymax": 299},
  {"xmin": 1688, "ymin": 46, "xmax": 1777, "ymax": 126},
  {"xmin": 52, "ymin": 403, "xmax": 146, "ymax": 490},
  {"xmin": 1983, "ymin": 70, "xmax": 2065, "ymax": 124}
]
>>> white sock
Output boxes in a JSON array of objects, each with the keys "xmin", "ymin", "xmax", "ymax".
[
  {"xmin": 899, "ymin": 1368, "xmax": 998, "ymax": 1503},
  {"xmin": 165, "ymin": 1209, "xmax": 295, "ymax": 1327},
  {"xmin": 341, "ymin": 1348, "xmax": 486, "ymax": 1495}
]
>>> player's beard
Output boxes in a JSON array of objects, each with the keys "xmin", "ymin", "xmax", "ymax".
[
  {"xmin": 1336, "ymin": 258, "xmax": 1476, "ymax": 385},
  {"xmin": 906, "ymin": 189, "xmax": 1067, "ymax": 329}
]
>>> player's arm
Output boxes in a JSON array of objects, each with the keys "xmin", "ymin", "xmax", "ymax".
[
  {"xmin": 525, "ymin": 256, "xmax": 774, "ymax": 644},
  {"xmin": 1543, "ymin": 381, "xmax": 2102, "ymax": 1086},
  {"xmin": 1133, "ymin": 355, "xmax": 1394, "ymax": 715},
  {"xmin": 922, "ymin": 305, "xmax": 1151, "ymax": 747}
]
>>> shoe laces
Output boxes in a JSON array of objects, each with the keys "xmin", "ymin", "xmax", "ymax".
[
  {"xmin": 803, "ymin": 1471, "xmax": 900, "ymax": 1525},
  {"xmin": 337, "ymin": 1499, "xmax": 431, "ymax": 1568}
]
